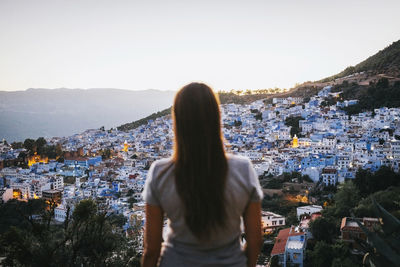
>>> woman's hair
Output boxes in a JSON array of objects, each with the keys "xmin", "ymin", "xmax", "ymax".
[{"xmin": 172, "ymin": 82, "xmax": 228, "ymax": 240}]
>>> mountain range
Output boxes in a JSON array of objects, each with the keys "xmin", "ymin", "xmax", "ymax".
[{"xmin": 0, "ymin": 88, "xmax": 175, "ymax": 142}]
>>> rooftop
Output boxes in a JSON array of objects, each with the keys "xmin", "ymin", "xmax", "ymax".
[
  {"xmin": 286, "ymin": 240, "xmax": 304, "ymax": 250},
  {"xmin": 271, "ymin": 227, "xmax": 305, "ymax": 256}
]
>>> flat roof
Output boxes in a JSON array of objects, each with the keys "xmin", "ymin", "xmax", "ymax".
[{"xmin": 287, "ymin": 240, "xmax": 304, "ymax": 250}]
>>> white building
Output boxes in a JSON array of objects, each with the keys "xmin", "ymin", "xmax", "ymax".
[
  {"xmin": 285, "ymin": 233, "xmax": 307, "ymax": 267},
  {"xmin": 337, "ymin": 156, "xmax": 351, "ymax": 169},
  {"xmin": 261, "ymin": 211, "xmax": 285, "ymax": 232},
  {"xmin": 297, "ymin": 205, "xmax": 323, "ymax": 219},
  {"xmin": 321, "ymin": 167, "xmax": 338, "ymax": 186},
  {"xmin": 54, "ymin": 204, "xmax": 68, "ymax": 222},
  {"xmin": 391, "ymin": 140, "xmax": 400, "ymax": 159},
  {"xmin": 322, "ymin": 136, "xmax": 337, "ymax": 148}
]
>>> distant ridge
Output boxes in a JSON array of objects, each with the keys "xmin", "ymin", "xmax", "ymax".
[{"xmin": 0, "ymin": 88, "xmax": 175, "ymax": 142}]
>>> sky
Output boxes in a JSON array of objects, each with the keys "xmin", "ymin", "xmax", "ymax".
[{"xmin": 0, "ymin": 0, "xmax": 400, "ymax": 92}]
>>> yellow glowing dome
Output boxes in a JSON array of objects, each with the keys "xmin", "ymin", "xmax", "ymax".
[
  {"xmin": 122, "ymin": 140, "xmax": 129, "ymax": 152},
  {"xmin": 292, "ymin": 134, "xmax": 299, "ymax": 148}
]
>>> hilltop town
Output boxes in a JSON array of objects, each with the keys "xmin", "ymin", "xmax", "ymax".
[{"xmin": 1, "ymin": 84, "xmax": 400, "ymax": 266}]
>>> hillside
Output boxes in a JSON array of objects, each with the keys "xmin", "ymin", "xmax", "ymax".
[
  {"xmin": 117, "ymin": 39, "xmax": 400, "ymax": 132},
  {"xmin": 319, "ymin": 40, "xmax": 400, "ymax": 83},
  {"xmin": 117, "ymin": 108, "xmax": 172, "ymax": 132},
  {"xmin": 279, "ymin": 39, "xmax": 400, "ymax": 102},
  {"xmin": 117, "ymin": 92, "xmax": 275, "ymax": 131}
]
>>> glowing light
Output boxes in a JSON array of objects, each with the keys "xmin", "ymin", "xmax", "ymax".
[
  {"xmin": 28, "ymin": 152, "xmax": 48, "ymax": 167},
  {"xmin": 285, "ymin": 194, "xmax": 308, "ymax": 204},
  {"xmin": 122, "ymin": 140, "xmax": 129, "ymax": 152},
  {"xmin": 292, "ymin": 135, "xmax": 299, "ymax": 148},
  {"xmin": 13, "ymin": 190, "xmax": 21, "ymax": 199}
]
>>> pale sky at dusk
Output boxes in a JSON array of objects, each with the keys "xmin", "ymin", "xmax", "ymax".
[{"xmin": 1, "ymin": 0, "xmax": 399, "ymax": 92}]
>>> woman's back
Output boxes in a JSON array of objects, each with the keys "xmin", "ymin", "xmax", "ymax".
[{"xmin": 143, "ymin": 154, "xmax": 263, "ymax": 265}]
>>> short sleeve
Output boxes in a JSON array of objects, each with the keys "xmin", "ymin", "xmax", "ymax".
[
  {"xmin": 247, "ymin": 159, "xmax": 264, "ymax": 202},
  {"xmin": 142, "ymin": 162, "xmax": 161, "ymax": 206}
]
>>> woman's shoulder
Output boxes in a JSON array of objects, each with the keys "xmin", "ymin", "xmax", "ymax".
[
  {"xmin": 226, "ymin": 153, "xmax": 263, "ymax": 201},
  {"xmin": 149, "ymin": 157, "xmax": 174, "ymax": 180},
  {"xmin": 226, "ymin": 153, "xmax": 252, "ymax": 168},
  {"xmin": 151, "ymin": 157, "xmax": 173, "ymax": 169}
]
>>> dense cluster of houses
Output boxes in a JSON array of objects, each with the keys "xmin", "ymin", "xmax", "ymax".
[
  {"xmin": 0, "ymin": 85, "xmax": 398, "ymax": 264},
  {"xmin": 222, "ymin": 86, "xmax": 400, "ymax": 187}
]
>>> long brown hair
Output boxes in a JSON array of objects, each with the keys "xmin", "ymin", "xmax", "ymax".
[{"xmin": 172, "ymin": 82, "xmax": 228, "ymax": 240}]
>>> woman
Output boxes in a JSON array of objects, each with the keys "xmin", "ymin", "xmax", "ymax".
[{"xmin": 141, "ymin": 82, "xmax": 263, "ymax": 267}]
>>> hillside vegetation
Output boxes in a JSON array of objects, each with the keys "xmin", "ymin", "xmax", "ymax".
[
  {"xmin": 319, "ymin": 40, "xmax": 400, "ymax": 82},
  {"xmin": 117, "ymin": 108, "xmax": 171, "ymax": 131},
  {"xmin": 340, "ymin": 78, "xmax": 400, "ymax": 115}
]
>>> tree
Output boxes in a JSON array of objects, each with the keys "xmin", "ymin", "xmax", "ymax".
[
  {"xmin": 55, "ymin": 144, "xmax": 63, "ymax": 158},
  {"xmin": 302, "ymin": 174, "xmax": 313, "ymax": 183},
  {"xmin": 308, "ymin": 241, "xmax": 334, "ymax": 266},
  {"xmin": 23, "ymin": 138, "xmax": 36, "ymax": 155},
  {"xmin": 11, "ymin": 141, "xmax": 23, "ymax": 149},
  {"xmin": 127, "ymin": 189, "xmax": 134, "ymax": 197},
  {"xmin": 333, "ymin": 181, "xmax": 361, "ymax": 218},
  {"xmin": 0, "ymin": 199, "xmax": 141, "ymax": 266},
  {"xmin": 234, "ymin": 120, "xmax": 242, "ymax": 127},
  {"xmin": 309, "ymin": 217, "xmax": 337, "ymax": 243},
  {"xmin": 35, "ymin": 137, "xmax": 47, "ymax": 154},
  {"xmin": 307, "ymin": 240, "xmax": 356, "ymax": 267},
  {"xmin": 354, "ymin": 187, "xmax": 400, "ymax": 219},
  {"xmin": 128, "ymin": 197, "xmax": 137, "ymax": 209},
  {"xmin": 354, "ymin": 167, "xmax": 400, "ymax": 197},
  {"xmin": 285, "ymin": 209, "xmax": 299, "ymax": 226},
  {"xmin": 270, "ymin": 255, "xmax": 279, "ymax": 267},
  {"xmin": 284, "ymin": 116, "xmax": 303, "ymax": 137},
  {"xmin": 376, "ymin": 77, "xmax": 389, "ymax": 88}
]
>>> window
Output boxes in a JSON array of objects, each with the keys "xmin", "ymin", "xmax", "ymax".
[{"xmin": 279, "ymin": 220, "xmax": 283, "ymax": 225}]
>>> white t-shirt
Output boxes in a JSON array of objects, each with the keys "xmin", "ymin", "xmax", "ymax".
[{"xmin": 142, "ymin": 153, "xmax": 263, "ymax": 253}]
